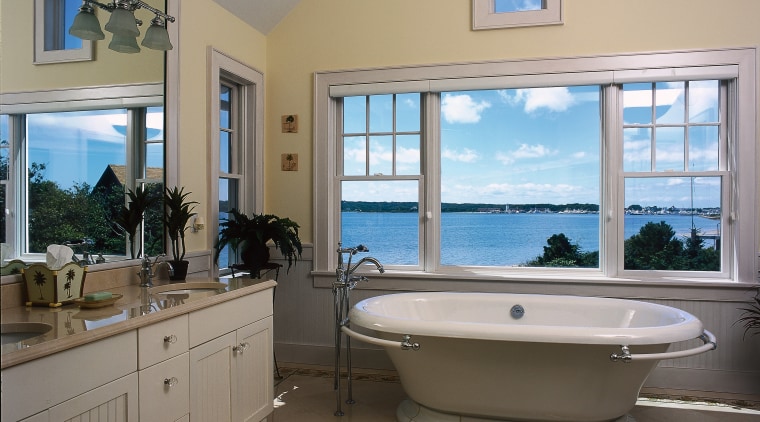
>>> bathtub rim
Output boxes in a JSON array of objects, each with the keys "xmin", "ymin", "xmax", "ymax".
[{"xmin": 348, "ymin": 292, "xmax": 705, "ymax": 346}]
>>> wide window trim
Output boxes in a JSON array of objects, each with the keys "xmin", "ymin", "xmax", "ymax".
[{"xmin": 314, "ymin": 48, "xmax": 757, "ymax": 285}]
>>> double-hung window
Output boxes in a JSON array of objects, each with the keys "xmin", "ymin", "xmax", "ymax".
[
  {"xmin": 209, "ymin": 49, "xmax": 265, "ymax": 275},
  {"xmin": 339, "ymin": 93, "xmax": 423, "ymax": 267},
  {"xmin": 314, "ymin": 48, "xmax": 756, "ymax": 285}
]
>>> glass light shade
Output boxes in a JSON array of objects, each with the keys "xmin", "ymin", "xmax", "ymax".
[
  {"xmin": 104, "ymin": 7, "xmax": 140, "ymax": 37},
  {"xmin": 141, "ymin": 22, "xmax": 173, "ymax": 50},
  {"xmin": 69, "ymin": 8, "xmax": 105, "ymax": 40},
  {"xmin": 108, "ymin": 33, "xmax": 141, "ymax": 53}
]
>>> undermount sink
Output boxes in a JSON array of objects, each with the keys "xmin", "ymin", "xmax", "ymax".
[
  {"xmin": 0, "ymin": 322, "xmax": 53, "ymax": 345},
  {"xmin": 148, "ymin": 282, "xmax": 227, "ymax": 296}
]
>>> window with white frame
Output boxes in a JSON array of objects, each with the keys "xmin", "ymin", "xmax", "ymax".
[
  {"xmin": 209, "ymin": 49, "xmax": 264, "ymax": 275},
  {"xmin": 216, "ymin": 79, "xmax": 243, "ymax": 271},
  {"xmin": 1, "ymin": 83, "xmax": 165, "ymax": 265},
  {"xmin": 314, "ymin": 49, "xmax": 757, "ymax": 284},
  {"xmin": 2, "ymin": 106, "xmax": 164, "ymax": 261},
  {"xmin": 34, "ymin": 0, "xmax": 93, "ymax": 64},
  {"xmin": 340, "ymin": 93, "xmax": 423, "ymax": 266}
]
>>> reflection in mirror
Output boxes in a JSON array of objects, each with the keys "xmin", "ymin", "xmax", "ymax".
[{"xmin": 0, "ymin": 0, "xmax": 168, "ymax": 276}]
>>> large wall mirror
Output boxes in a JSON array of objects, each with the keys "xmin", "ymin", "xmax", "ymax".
[{"xmin": 0, "ymin": 0, "xmax": 171, "ymax": 277}]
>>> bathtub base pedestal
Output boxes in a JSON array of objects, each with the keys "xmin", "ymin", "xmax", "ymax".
[{"xmin": 396, "ymin": 399, "xmax": 637, "ymax": 422}]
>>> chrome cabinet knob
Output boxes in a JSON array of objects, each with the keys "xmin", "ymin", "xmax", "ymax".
[
  {"xmin": 232, "ymin": 342, "xmax": 250, "ymax": 354},
  {"xmin": 163, "ymin": 334, "xmax": 178, "ymax": 344},
  {"xmin": 164, "ymin": 377, "xmax": 179, "ymax": 387}
]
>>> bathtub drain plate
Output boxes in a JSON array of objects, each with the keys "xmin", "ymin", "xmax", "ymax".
[{"xmin": 510, "ymin": 304, "xmax": 525, "ymax": 319}]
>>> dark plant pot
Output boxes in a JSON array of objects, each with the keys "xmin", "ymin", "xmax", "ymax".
[
  {"xmin": 169, "ymin": 260, "xmax": 189, "ymax": 282},
  {"xmin": 241, "ymin": 241, "xmax": 270, "ymax": 274}
]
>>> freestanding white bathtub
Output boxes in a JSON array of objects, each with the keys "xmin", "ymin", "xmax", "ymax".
[{"xmin": 345, "ymin": 292, "xmax": 716, "ymax": 422}]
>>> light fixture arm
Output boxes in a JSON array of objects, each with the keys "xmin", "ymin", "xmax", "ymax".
[
  {"xmin": 131, "ymin": 0, "xmax": 175, "ymax": 23},
  {"xmin": 81, "ymin": 0, "xmax": 175, "ymax": 23}
]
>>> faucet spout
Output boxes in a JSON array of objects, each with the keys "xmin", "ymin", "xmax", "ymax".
[
  {"xmin": 138, "ymin": 254, "xmax": 172, "ymax": 287},
  {"xmin": 349, "ymin": 256, "xmax": 385, "ymax": 274}
]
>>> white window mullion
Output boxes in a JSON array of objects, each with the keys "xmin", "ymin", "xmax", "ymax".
[
  {"xmin": 601, "ymin": 84, "xmax": 620, "ymax": 277},
  {"xmin": 423, "ymin": 92, "xmax": 440, "ymax": 272}
]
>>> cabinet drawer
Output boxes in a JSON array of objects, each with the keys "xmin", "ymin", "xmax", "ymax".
[
  {"xmin": 189, "ymin": 290, "xmax": 272, "ymax": 347},
  {"xmin": 138, "ymin": 314, "xmax": 189, "ymax": 369},
  {"xmin": 139, "ymin": 353, "xmax": 189, "ymax": 422}
]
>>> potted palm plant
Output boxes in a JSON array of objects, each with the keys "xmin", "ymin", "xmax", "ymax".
[
  {"xmin": 113, "ymin": 187, "xmax": 157, "ymax": 259},
  {"xmin": 214, "ymin": 209, "xmax": 302, "ymax": 276},
  {"xmin": 164, "ymin": 186, "xmax": 198, "ymax": 280}
]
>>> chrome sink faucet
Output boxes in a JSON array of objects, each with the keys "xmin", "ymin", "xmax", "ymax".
[
  {"xmin": 335, "ymin": 244, "xmax": 385, "ymax": 290},
  {"xmin": 138, "ymin": 254, "xmax": 175, "ymax": 287}
]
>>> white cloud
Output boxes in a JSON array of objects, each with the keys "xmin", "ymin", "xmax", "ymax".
[
  {"xmin": 496, "ymin": 143, "xmax": 557, "ymax": 165},
  {"xmin": 500, "ymin": 87, "xmax": 577, "ymax": 113},
  {"xmin": 443, "ymin": 147, "xmax": 479, "ymax": 163},
  {"xmin": 441, "ymin": 94, "xmax": 491, "ymax": 124},
  {"xmin": 396, "ymin": 146, "xmax": 421, "ymax": 163}
]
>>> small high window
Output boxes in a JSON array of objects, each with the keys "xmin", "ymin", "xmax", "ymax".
[
  {"xmin": 473, "ymin": 0, "xmax": 563, "ymax": 30},
  {"xmin": 34, "ymin": 0, "xmax": 93, "ymax": 64}
]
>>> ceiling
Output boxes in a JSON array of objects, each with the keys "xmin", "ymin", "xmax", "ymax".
[{"xmin": 213, "ymin": 0, "xmax": 302, "ymax": 35}]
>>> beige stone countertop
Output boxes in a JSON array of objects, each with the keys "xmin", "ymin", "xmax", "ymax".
[{"xmin": 1, "ymin": 277, "xmax": 276, "ymax": 369}]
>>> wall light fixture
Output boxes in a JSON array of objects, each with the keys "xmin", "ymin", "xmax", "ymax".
[{"xmin": 69, "ymin": 0, "xmax": 176, "ymax": 53}]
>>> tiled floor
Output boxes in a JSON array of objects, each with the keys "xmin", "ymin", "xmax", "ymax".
[
  {"xmin": 273, "ymin": 366, "xmax": 406, "ymax": 421},
  {"xmin": 272, "ymin": 365, "xmax": 760, "ymax": 422}
]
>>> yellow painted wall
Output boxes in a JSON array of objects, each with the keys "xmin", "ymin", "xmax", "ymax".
[
  {"xmin": 176, "ymin": 0, "xmax": 268, "ymax": 254},
  {"xmin": 0, "ymin": 0, "xmax": 164, "ymax": 92},
  {"xmin": 264, "ymin": 0, "xmax": 760, "ymax": 244}
]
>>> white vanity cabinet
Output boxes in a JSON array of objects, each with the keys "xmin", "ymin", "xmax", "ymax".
[
  {"xmin": 2, "ymin": 283, "xmax": 274, "ymax": 422},
  {"xmin": 138, "ymin": 315, "xmax": 190, "ymax": 422},
  {"xmin": 188, "ymin": 290, "xmax": 274, "ymax": 422},
  {"xmin": 3, "ymin": 331, "xmax": 138, "ymax": 422}
]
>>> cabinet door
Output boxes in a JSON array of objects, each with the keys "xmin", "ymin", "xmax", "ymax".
[
  {"xmin": 233, "ymin": 316, "xmax": 274, "ymax": 422},
  {"xmin": 189, "ymin": 331, "xmax": 236, "ymax": 422},
  {"xmin": 48, "ymin": 372, "xmax": 138, "ymax": 422},
  {"xmin": 139, "ymin": 353, "xmax": 190, "ymax": 422}
]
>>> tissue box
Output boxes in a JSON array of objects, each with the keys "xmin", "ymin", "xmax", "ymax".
[{"xmin": 22, "ymin": 262, "xmax": 87, "ymax": 307}]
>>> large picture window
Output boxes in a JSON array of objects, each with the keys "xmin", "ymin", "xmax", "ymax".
[{"xmin": 314, "ymin": 49, "xmax": 757, "ymax": 285}]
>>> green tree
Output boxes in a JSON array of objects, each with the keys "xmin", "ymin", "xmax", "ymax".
[
  {"xmin": 624, "ymin": 221, "xmax": 684, "ymax": 270},
  {"xmin": 525, "ymin": 233, "xmax": 598, "ymax": 268},
  {"xmin": 28, "ymin": 163, "xmax": 124, "ymax": 256},
  {"xmin": 682, "ymin": 228, "xmax": 720, "ymax": 271}
]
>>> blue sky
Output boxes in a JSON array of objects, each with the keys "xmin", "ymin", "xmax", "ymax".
[
  {"xmin": 342, "ymin": 82, "xmax": 722, "ymax": 209},
  {"xmin": 26, "ymin": 109, "xmax": 164, "ymax": 190},
  {"xmin": 494, "ymin": 0, "xmax": 543, "ymax": 13}
]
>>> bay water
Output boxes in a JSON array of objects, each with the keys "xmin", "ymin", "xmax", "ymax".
[{"xmin": 341, "ymin": 212, "xmax": 721, "ymax": 266}]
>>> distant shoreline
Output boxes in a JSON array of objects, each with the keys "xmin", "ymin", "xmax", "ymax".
[{"xmin": 340, "ymin": 201, "xmax": 720, "ymax": 217}]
